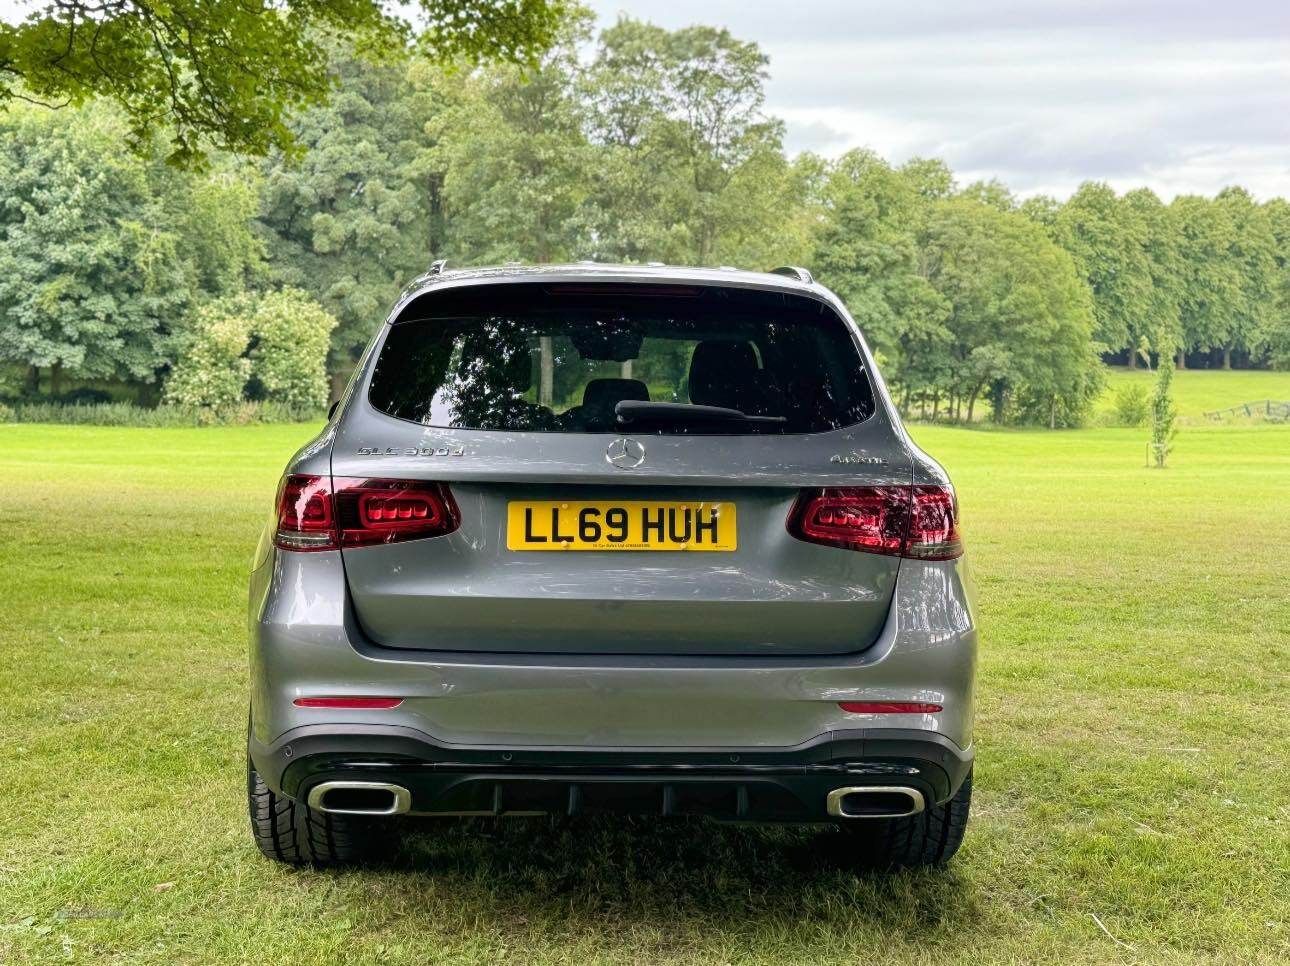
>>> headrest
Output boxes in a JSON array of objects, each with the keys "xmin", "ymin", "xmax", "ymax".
[
  {"xmin": 687, "ymin": 340, "xmax": 761, "ymax": 411},
  {"xmin": 580, "ymin": 377, "xmax": 650, "ymax": 430},
  {"xmin": 582, "ymin": 377, "xmax": 651, "ymax": 410}
]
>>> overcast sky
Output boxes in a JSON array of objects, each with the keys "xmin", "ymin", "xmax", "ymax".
[
  {"xmin": 586, "ymin": 0, "xmax": 1290, "ymax": 201},
  {"xmin": 3, "ymin": 0, "xmax": 1286, "ymax": 200}
]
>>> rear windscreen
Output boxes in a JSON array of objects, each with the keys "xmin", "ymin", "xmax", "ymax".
[{"xmin": 368, "ymin": 283, "xmax": 875, "ymax": 434}]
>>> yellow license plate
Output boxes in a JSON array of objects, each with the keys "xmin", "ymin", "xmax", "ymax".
[{"xmin": 507, "ymin": 501, "xmax": 736, "ymax": 551}]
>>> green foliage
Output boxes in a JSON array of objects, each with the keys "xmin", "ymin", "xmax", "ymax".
[
  {"xmin": 1150, "ymin": 357, "xmax": 1178, "ymax": 467},
  {"xmin": 248, "ymin": 289, "xmax": 338, "ymax": 408},
  {"xmin": 4, "ymin": 399, "xmax": 324, "ymax": 426},
  {"xmin": 1254, "ymin": 198, "xmax": 1290, "ymax": 368},
  {"xmin": 0, "ymin": 1, "xmax": 569, "ymax": 166},
  {"xmin": 0, "ymin": 104, "xmax": 190, "ymax": 387},
  {"xmin": 1170, "ymin": 194, "xmax": 1243, "ymax": 360},
  {"xmin": 164, "ymin": 298, "xmax": 255, "ymax": 408},
  {"xmin": 1121, "ymin": 187, "xmax": 1183, "ymax": 355},
  {"xmin": 812, "ymin": 149, "xmax": 949, "ymax": 403},
  {"xmin": 433, "ymin": 12, "xmax": 594, "ymax": 264},
  {"xmin": 0, "ymin": 101, "xmax": 265, "ymax": 393},
  {"xmin": 164, "ymin": 290, "xmax": 336, "ymax": 409},
  {"xmin": 256, "ymin": 36, "xmax": 443, "ymax": 378},
  {"xmin": 6, "ymin": 7, "xmax": 1290, "ymax": 420},
  {"xmin": 929, "ymin": 199, "xmax": 1103, "ymax": 426},
  {"xmin": 580, "ymin": 17, "xmax": 803, "ymax": 266},
  {"xmin": 1112, "ymin": 382, "xmax": 1151, "ymax": 427},
  {"xmin": 1213, "ymin": 187, "xmax": 1278, "ymax": 364},
  {"xmin": 1050, "ymin": 182, "xmax": 1154, "ymax": 353}
]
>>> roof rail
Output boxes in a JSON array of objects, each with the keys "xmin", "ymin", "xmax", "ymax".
[
  {"xmin": 770, "ymin": 265, "xmax": 814, "ymax": 285},
  {"xmin": 428, "ymin": 259, "xmax": 447, "ymax": 276}
]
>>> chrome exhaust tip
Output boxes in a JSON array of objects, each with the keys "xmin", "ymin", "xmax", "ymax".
[
  {"xmin": 306, "ymin": 781, "xmax": 412, "ymax": 816},
  {"xmin": 826, "ymin": 786, "xmax": 925, "ymax": 819}
]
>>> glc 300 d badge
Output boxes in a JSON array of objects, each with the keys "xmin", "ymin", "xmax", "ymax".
[
  {"xmin": 357, "ymin": 445, "xmax": 465, "ymax": 457},
  {"xmin": 606, "ymin": 437, "xmax": 646, "ymax": 469}
]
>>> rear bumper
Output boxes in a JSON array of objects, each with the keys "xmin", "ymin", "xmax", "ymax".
[
  {"xmin": 249, "ymin": 724, "xmax": 973, "ymax": 822},
  {"xmin": 248, "ymin": 552, "xmax": 978, "ymax": 752}
]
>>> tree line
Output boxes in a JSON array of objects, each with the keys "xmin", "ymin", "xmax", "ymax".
[{"xmin": 2, "ymin": 10, "xmax": 1288, "ymax": 424}]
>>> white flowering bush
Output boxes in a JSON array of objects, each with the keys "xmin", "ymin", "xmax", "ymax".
[
  {"xmin": 163, "ymin": 301, "xmax": 253, "ymax": 408},
  {"xmin": 163, "ymin": 289, "xmax": 337, "ymax": 410},
  {"xmin": 248, "ymin": 289, "xmax": 337, "ymax": 409}
]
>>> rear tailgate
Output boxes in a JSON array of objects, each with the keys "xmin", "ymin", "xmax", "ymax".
[{"xmin": 332, "ymin": 426, "xmax": 910, "ymax": 656}]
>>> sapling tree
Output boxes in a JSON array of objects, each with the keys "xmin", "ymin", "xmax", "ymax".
[{"xmin": 1149, "ymin": 355, "xmax": 1178, "ymax": 468}]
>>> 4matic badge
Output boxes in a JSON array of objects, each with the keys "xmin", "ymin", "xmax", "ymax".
[
  {"xmin": 829, "ymin": 452, "xmax": 887, "ymax": 465},
  {"xmin": 356, "ymin": 445, "xmax": 465, "ymax": 457}
]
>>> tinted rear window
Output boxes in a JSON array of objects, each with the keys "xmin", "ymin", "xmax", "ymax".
[{"xmin": 368, "ymin": 283, "xmax": 874, "ymax": 434}]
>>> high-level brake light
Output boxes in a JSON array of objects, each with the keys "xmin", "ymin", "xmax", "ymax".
[
  {"xmin": 274, "ymin": 475, "xmax": 460, "ymax": 551},
  {"xmin": 787, "ymin": 485, "xmax": 962, "ymax": 559}
]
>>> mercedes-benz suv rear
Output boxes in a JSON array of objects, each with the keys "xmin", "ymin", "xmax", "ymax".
[{"xmin": 246, "ymin": 264, "xmax": 976, "ymax": 868}]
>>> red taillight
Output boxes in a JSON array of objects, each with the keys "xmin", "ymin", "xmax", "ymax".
[
  {"xmin": 293, "ymin": 696, "xmax": 404, "ymax": 709},
  {"xmin": 904, "ymin": 485, "xmax": 961, "ymax": 559},
  {"xmin": 274, "ymin": 475, "xmax": 337, "ymax": 551},
  {"xmin": 839, "ymin": 701, "xmax": 943, "ymax": 714},
  {"xmin": 334, "ymin": 478, "xmax": 459, "ymax": 547},
  {"xmin": 787, "ymin": 484, "xmax": 961, "ymax": 559},
  {"xmin": 273, "ymin": 475, "xmax": 459, "ymax": 552}
]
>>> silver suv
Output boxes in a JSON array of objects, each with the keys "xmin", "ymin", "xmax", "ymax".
[{"xmin": 247, "ymin": 264, "xmax": 976, "ymax": 868}]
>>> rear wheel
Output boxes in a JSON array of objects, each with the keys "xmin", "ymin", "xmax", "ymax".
[
  {"xmin": 246, "ymin": 760, "xmax": 396, "ymax": 866},
  {"xmin": 836, "ymin": 769, "xmax": 972, "ymax": 868}
]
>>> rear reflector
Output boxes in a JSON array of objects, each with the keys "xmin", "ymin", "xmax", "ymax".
[
  {"xmin": 838, "ymin": 701, "xmax": 943, "ymax": 714},
  {"xmin": 293, "ymin": 696, "xmax": 404, "ymax": 709},
  {"xmin": 274, "ymin": 475, "xmax": 459, "ymax": 551},
  {"xmin": 787, "ymin": 484, "xmax": 962, "ymax": 559}
]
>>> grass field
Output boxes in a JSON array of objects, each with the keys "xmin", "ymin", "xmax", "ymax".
[
  {"xmin": 1098, "ymin": 367, "xmax": 1290, "ymax": 420},
  {"xmin": 1, "ymin": 420, "xmax": 1287, "ymax": 964}
]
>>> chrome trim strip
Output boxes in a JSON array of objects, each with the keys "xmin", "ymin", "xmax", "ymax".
[
  {"xmin": 306, "ymin": 781, "xmax": 412, "ymax": 816},
  {"xmin": 825, "ymin": 785, "xmax": 925, "ymax": 819}
]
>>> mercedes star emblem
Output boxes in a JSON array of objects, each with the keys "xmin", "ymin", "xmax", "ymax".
[{"xmin": 605, "ymin": 437, "xmax": 646, "ymax": 469}]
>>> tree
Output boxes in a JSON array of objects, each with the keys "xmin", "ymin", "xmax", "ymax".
[
  {"xmin": 163, "ymin": 297, "xmax": 254, "ymax": 408},
  {"xmin": 0, "ymin": 0, "xmax": 568, "ymax": 165},
  {"xmin": 916, "ymin": 198, "xmax": 1101, "ymax": 426},
  {"xmin": 811, "ymin": 149, "xmax": 949, "ymax": 411},
  {"xmin": 1253, "ymin": 198, "xmax": 1290, "ymax": 368},
  {"xmin": 1149, "ymin": 356, "xmax": 1177, "ymax": 468},
  {"xmin": 580, "ymin": 18, "xmax": 796, "ymax": 266},
  {"xmin": 898, "ymin": 157, "xmax": 955, "ymax": 201},
  {"xmin": 1121, "ymin": 188, "xmax": 1182, "ymax": 365},
  {"xmin": 1170, "ymin": 195, "xmax": 1242, "ymax": 368},
  {"xmin": 0, "ymin": 101, "xmax": 243, "ymax": 394},
  {"xmin": 432, "ymin": 11, "xmax": 592, "ymax": 265},
  {"xmin": 1213, "ymin": 187, "xmax": 1277, "ymax": 368},
  {"xmin": 957, "ymin": 179, "xmax": 1016, "ymax": 212},
  {"xmin": 256, "ymin": 36, "xmax": 436, "ymax": 393},
  {"xmin": 1050, "ymin": 182, "xmax": 1154, "ymax": 357}
]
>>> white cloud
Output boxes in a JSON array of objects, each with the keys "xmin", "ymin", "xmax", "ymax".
[{"xmin": 587, "ymin": 0, "xmax": 1290, "ymax": 200}]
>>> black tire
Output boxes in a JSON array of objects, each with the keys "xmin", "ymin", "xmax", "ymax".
[
  {"xmin": 246, "ymin": 760, "xmax": 395, "ymax": 866},
  {"xmin": 836, "ymin": 769, "xmax": 972, "ymax": 868}
]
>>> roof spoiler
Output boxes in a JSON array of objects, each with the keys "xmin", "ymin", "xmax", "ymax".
[{"xmin": 770, "ymin": 266, "xmax": 814, "ymax": 285}]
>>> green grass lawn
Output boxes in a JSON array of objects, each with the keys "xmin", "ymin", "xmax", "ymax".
[
  {"xmin": 1, "ymin": 420, "xmax": 1287, "ymax": 963},
  {"xmin": 1099, "ymin": 366, "xmax": 1290, "ymax": 419}
]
